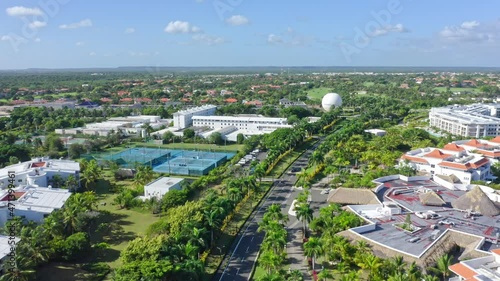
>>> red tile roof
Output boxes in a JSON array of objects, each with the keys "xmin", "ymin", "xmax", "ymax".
[
  {"xmin": 491, "ymin": 248, "xmax": 500, "ymax": 255},
  {"xmin": 443, "ymin": 143, "xmax": 465, "ymax": 152},
  {"xmin": 490, "ymin": 136, "xmax": 500, "ymax": 144},
  {"xmin": 160, "ymin": 98, "xmax": 170, "ymax": 102},
  {"xmin": 424, "ymin": 149, "xmax": 451, "ymax": 159},
  {"xmin": 100, "ymin": 98, "xmax": 112, "ymax": 102},
  {"xmin": 464, "ymin": 139, "xmax": 482, "ymax": 147},
  {"xmin": 439, "ymin": 157, "xmax": 489, "ymax": 170},
  {"xmin": 449, "ymin": 263, "xmax": 477, "ymax": 280},
  {"xmin": 225, "ymin": 98, "xmax": 238, "ymax": 103},
  {"xmin": 120, "ymin": 98, "xmax": 133, "ymax": 103},
  {"xmin": 401, "ymin": 155, "xmax": 429, "ymax": 164},
  {"xmin": 476, "ymin": 149, "xmax": 500, "ymax": 158}
]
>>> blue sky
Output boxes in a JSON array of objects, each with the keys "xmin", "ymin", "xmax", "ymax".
[{"xmin": 0, "ymin": 0, "xmax": 499, "ymax": 69}]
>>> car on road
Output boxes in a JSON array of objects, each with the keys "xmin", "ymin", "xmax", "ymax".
[
  {"xmin": 320, "ymin": 188, "xmax": 331, "ymax": 195},
  {"xmin": 438, "ymin": 220, "xmax": 455, "ymax": 226}
]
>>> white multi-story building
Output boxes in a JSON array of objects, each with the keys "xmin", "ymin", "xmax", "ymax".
[
  {"xmin": 55, "ymin": 115, "xmax": 169, "ymax": 137},
  {"xmin": 193, "ymin": 115, "xmax": 290, "ymax": 132},
  {"xmin": 400, "ymin": 146, "xmax": 492, "ymax": 184},
  {"xmin": 0, "ymin": 187, "xmax": 71, "ymax": 225},
  {"xmin": 193, "ymin": 115, "xmax": 292, "ymax": 142},
  {"xmin": 429, "ymin": 104, "xmax": 500, "ymax": 137},
  {"xmin": 0, "ymin": 157, "xmax": 80, "ymax": 190},
  {"xmin": 173, "ymin": 105, "xmax": 217, "ymax": 129}
]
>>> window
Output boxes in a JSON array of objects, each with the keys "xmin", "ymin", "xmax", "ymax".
[
  {"xmin": 18, "ymin": 179, "xmax": 22, "ymax": 182},
  {"xmin": 431, "ymin": 164, "xmax": 435, "ymax": 168}
]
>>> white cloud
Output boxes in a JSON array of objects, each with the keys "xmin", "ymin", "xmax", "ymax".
[
  {"xmin": 76, "ymin": 41, "xmax": 85, "ymax": 46},
  {"xmin": 461, "ymin": 21, "xmax": 480, "ymax": 30},
  {"xmin": 28, "ymin": 21, "xmax": 47, "ymax": 30},
  {"xmin": 6, "ymin": 6, "xmax": 43, "ymax": 17},
  {"xmin": 89, "ymin": 52, "xmax": 96, "ymax": 56},
  {"xmin": 59, "ymin": 19, "xmax": 93, "ymax": 29},
  {"xmin": 371, "ymin": 24, "xmax": 409, "ymax": 37},
  {"xmin": 192, "ymin": 34, "xmax": 225, "ymax": 45},
  {"xmin": 1, "ymin": 34, "xmax": 28, "ymax": 43},
  {"xmin": 164, "ymin": 21, "xmax": 201, "ymax": 34},
  {"xmin": 440, "ymin": 20, "xmax": 493, "ymax": 43},
  {"xmin": 1, "ymin": 35, "xmax": 12, "ymax": 41},
  {"xmin": 125, "ymin": 27, "xmax": 135, "ymax": 34},
  {"xmin": 226, "ymin": 15, "xmax": 249, "ymax": 26},
  {"xmin": 267, "ymin": 34, "xmax": 283, "ymax": 44},
  {"xmin": 34, "ymin": 38, "xmax": 41, "ymax": 42}
]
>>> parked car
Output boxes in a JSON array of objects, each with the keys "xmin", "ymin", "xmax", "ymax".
[{"xmin": 438, "ymin": 220, "xmax": 455, "ymax": 226}]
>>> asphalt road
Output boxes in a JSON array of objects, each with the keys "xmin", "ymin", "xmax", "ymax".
[{"xmin": 213, "ymin": 139, "xmax": 324, "ymax": 281}]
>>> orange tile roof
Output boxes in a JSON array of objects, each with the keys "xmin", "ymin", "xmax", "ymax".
[
  {"xmin": 476, "ymin": 149, "xmax": 500, "ymax": 158},
  {"xmin": 225, "ymin": 98, "xmax": 238, "ymax": 103},
  {"xmin": 443, "ymin": 143, "xmax": 465, "ymax": 152},
  {"xmin": 491, "ymin": 248, "xmax": 500, "ymax": 255},
  {"xmin": 439, "ymin": 161, "xmax": 469, "ymax": 170},
  {"xmin": 439, "ymin": 157, "xmax": 489, "ymax": 170},
  {"xmin": 424, "ymin": 149, "xmax": 452, "ymax": 159},
  {"xmin": 470, "ymin": 157, "xmax": 490, "ymax": 169},
  {"xmin": 490, "ymin": 136, "xmax": 500, "ymax": 144},
  {"xmin": 465, "ymin": 139, "xmax": 483, "ymax": 147},
  {"xmin": 449, "ymin": 263, "xmax": 477, "ymax": 279},
  {"xmin": 401, "ymin": 155, "xmax": 429, "ymax": 164}
]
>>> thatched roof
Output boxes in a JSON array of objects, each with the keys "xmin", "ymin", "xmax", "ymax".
[
  {"xmin": 419, "ymin": 191, "xmax": 446, "ymax": 206},
  {"xmin": 435, "ymin": 174, "xmax": 462, "ymax": 184},
  {"xmin": 327, "ymin": 188, "xmax": 380, "ymax": 205},
  {"xmin": 452, "ymin": 186, "xmax": 500, "ymax": 216}
]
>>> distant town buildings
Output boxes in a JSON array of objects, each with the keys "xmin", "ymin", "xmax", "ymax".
[
  {"xmin": 429, "ymin": 104, "xmax": 500, "ymax": 137},
  {"xmin": 279, "ymin": 98, "xmax": 306, "ymax": 108}
]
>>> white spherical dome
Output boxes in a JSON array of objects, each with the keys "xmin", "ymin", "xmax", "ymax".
[{"xmin": 321, "ymin": 93, "xmax": 342, "ymax": 111}]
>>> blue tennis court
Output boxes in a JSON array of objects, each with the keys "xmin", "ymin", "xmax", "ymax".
[{"xmin": 98, "ymin": 147, "xmax": 236, "ymax": 176}]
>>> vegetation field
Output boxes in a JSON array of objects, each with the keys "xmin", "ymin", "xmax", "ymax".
[
  {"xmin": 434, "ymin": 87, "xmax": 482, "ymax": 93},
  {"xmin": 306, "ymin": 87, "xmax": 332, "ymax": 100},
  {"xmin": 363, "ymin": 81, "xmax": 375, "ymax": 87}
]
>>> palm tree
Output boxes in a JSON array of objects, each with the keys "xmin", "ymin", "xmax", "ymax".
[
  {"xmin": 389, "ymin": 256, "xmax": 406, "ymax": 275},
  {"xmin": 258, "ymin": 272, "xmax": 285, "ymax": 281},
  {"xmin": 406, "ymin": 261, "xmax": 422, "ymax": 281},
  {"xmin": 0, "ymin": 257, "xmax": 35, "ymax": 281},
  {"xmin": 287, "ymin": 269, "xmax": 303, "ymax": 281},
  {"xmin": 430, "ymin": 254, "xmax": 452, "ymax": 281},
  {"xmin": 317, "ymin": 269, "xmax": 332, "ymax": 281},
  {"xmin": 265, "ymin": 204, "xmax": 288, "ymax": 225},
  {"xmin": 259, "ymin": 251, "xmax": 283, "ymax": 274},
  {"xmin": 227, "ymin": 187, "xmax": 243, "ymax": 203},
  {"xmin": 421, "ymin": 274, "xmax": 439, "ymax": 281},
  {"xmin": 337, "ymin": 271, "xmax": 359, "ymax": 281},
  {"xmin": 295, "ymin": 203, "xmax": 313, "ymax": 235},
  {"xmin": 388, "ymin": 272, "xmax": 406, "ymax": 281},
  {"xmin": 303, "ymin": 237, "xmax": 323, "ymax": 271},
  {"xmin": 357, "ymin": 254, "xmax": 382, "ymax": 281},
  {"xmin": 204, "ymin": 210, "xmax": 219, "ymax": 247},
  {"xmin": 263, "ymin": 227, "xmax": 287, "ymax": 254},
  {"xmin": 62, "ymin": 205, "xmax": 81, "ymax": 234}
]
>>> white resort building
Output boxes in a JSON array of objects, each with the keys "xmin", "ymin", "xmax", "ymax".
[
  {"xmin": 173, "ymin": 105, "xmax": 217, "ymax": 129},
  {"xmin": 429, "ymin": 104, "xmax": 500, "ymax": 137},
  {"xmin": 0, "ymin": 157, "xmax": 79, "ymax": 226}
]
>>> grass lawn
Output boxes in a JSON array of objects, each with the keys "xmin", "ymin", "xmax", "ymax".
[
  {"xmin": 363, "ymin": 82, "xmax": 375, "ymax": 87},
  {"xmin": 306, "ymin": 87, "xmax": 333, "ymax": 100},
  {"xmin": 268, "ymin": 139, "xmax": 317, "ymax": 178},
  {"xmin": 35, "ymin": 172, "xmax": 160, "ymax": 281},
  {"xmin": 434, "ymin": 87, "xmax": 481, "ymax": 93},
  {"xmin": 133, "ymin": 142, "xmax": 244, "ymax": 152}
]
